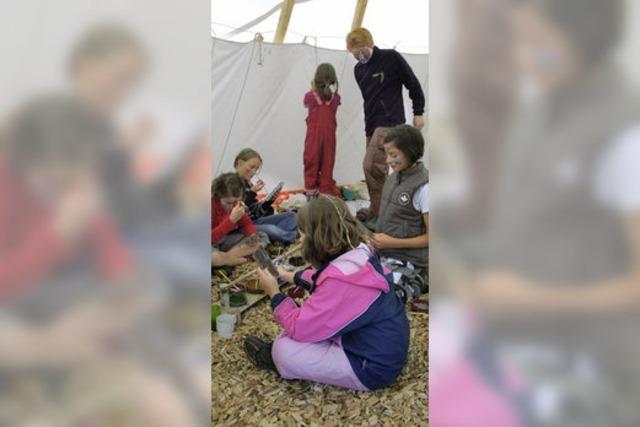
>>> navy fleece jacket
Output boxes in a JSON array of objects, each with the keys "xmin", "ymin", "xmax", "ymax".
[{"xmin": 354, "ymin": 46, "xmax": 425, "ymax": 137}]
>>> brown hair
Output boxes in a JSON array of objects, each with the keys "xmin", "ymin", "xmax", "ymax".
[
  {"xmin": 233, "ymin": 148, "xmax": 262, "ymax": 168},
  {"xmin": 68, "ymin": 23, "xmax": 146, "ymax": 73},
  {"xmin": 297, "ymin": 196, "xmax": 368, "ymax": 267},
  {"xmin": 346, "ymin": 28, "xmax": 374, "ymax": 50},
  {"xmin": 211, "ymin": 172, "xmax": 245, "ymax": 200},
  {"xmin": 313, "ymin": 63, "xmax": 338, "ymax": 101}
]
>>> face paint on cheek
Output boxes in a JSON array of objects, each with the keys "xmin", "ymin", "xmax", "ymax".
[{"xmin": 360, "ymin": 48, "xmax": 373, "ymax": 64}]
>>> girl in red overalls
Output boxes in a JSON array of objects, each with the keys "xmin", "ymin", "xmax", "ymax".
[{"xmin": 303, "ymin": 63, "xmax": 341, "ymax": 199}]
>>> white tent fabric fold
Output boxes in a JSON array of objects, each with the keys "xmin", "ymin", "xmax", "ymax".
[{"xmin": 212, "ymin": 37, "xmax": 428, "ymax": 190}]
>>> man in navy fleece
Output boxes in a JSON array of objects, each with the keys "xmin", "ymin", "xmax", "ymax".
[{"xmin": 346, "ymin": 27, "xmax": 425, "ymax": 226}]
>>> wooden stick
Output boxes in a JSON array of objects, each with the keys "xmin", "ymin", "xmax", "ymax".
[
  {"xmin": 274, "ymin": 0, "xmax": 296, "ymax": 43},
  {"xmin": 218, "ymin": 242, "xmax": 303, "ymax": 291},
  {"xmin": 351, "ymin": 0, "xmax": 369, "ymax": 31}
]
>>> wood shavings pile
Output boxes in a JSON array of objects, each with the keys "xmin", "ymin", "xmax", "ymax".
[{"xmin": 212, "ymin": 299, "xmax": 428, "ymax": 426}]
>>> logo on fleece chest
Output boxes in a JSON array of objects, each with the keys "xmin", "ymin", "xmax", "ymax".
[
  {"xmin": 371, "ymin": 72, "xmax": 385, "ymax": 84},
  {"xmin": 397, "ymin": 191, "xmax": 411, "ymax": 206}
]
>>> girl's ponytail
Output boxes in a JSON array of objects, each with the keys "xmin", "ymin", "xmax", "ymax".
[
  {"xmin": 313, "ymin": 63, "xmax": 338, "ymax": 101},
  {"xmin": 322, "ymin": 84, "xmax": 332, "ymax": 101}
]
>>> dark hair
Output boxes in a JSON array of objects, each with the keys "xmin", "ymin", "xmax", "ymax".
[
  {"xmin": 297, "ymin": 196, "xmax": 367, "ymax": 267},
  {"xmin": 211, "ymin": 172, "xmax": 244, "ymax": 199},
  {"xmin": 68, "ymin": 23, "xmax": 146, "ymax": 73},
  {"xmin": 233, "ymin": 148, "xmax": 262, "ymax": 168},
  {"xmin": 383, "ymin": 125, "xmax": 425, "ymax": 164},
  {"xmin": 2, "ymin": 96, "xmax": 111, "ymax": 170},
  {"xmin": 535, "ymin": 0, "xmax": 623, "ymax": 67},
  {"xmin": 314, "ymin": 63, "xmax": 338, "ymax": 101}
]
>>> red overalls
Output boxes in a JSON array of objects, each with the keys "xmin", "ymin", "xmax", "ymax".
[{"xmin": 303, "ymin": 91, "xmax": 341, "ymax": 196}]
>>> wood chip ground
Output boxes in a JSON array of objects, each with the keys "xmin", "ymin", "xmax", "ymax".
[{"xmin": 212, "ymin": 267, "xmax": 428, "ymax": 427}]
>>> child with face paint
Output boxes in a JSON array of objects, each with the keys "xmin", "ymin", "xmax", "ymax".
[
  {"xmin": 371, "ymin": 125, "xmax": 429, "ymax": 298},
  {"xmin": 346, "ymin": 27, "xmax": 426, "ymax": 225},
  {"xmin": 211, "ymin": 172, "xmax": 259, "ymax": 251},
  {"xmin": 303, "ymin": 63, "xmax": 342, "ymax": 199}
]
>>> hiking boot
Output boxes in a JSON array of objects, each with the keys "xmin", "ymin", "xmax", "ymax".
[{"xmin": 244, "ymin": 336, "xmax": 278, "ymax": 373}]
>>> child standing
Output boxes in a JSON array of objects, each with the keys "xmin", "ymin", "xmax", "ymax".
[
  {"xmin": 371, "ymin": 125, "xmax": 429, "ymax": 301},
  {"xmin": 233, "ymin": 149, "xmax": 298, "ymax": 244},
  {"xmin": 303, "ymin": 63, "xmax": 341, "ymax": 199},
  {"xmin": 244, "ymin": 196, "xmax": 410, "ymax": 391},
  {"xmin": 211, "ymin": 172, "xmax": 259, "ymax": 251}
]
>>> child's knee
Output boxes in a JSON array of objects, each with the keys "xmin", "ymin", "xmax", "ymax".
[
  {"xmin": 272, "ymin": 334, "xmax": 292, "ymax": 354},
  {"xmin": 271, "ymin": 336, "xmax": 296, "ymax": 378},
  {"xmin": 282, "ymin": 211, "xmax": 296, "ymax": 220}
]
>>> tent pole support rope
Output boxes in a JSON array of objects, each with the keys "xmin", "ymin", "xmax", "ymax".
[
  {"xmin": 214, "ymin": 41, "xmax": 257, "ymax": 175},
  {"xmin": 351, "ymin": 0, "xmax": 368, "ymax": 31},
  {"xmin": 274, "ymin": 0, "xmax": 296, "ymax": 43}
]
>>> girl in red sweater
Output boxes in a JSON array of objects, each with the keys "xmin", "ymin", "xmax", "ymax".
[{"xmin": 211, "ymin": 173, "xmax": 259, "ymax": 251}]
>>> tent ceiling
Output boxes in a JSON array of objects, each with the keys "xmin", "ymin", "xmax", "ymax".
[{"xmin": 212, "ymin": 0, "xmax": 429, "ymax": 53}]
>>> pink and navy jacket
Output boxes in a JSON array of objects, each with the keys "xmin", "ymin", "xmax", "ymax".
[{"xmin": 270, "ymin": 245, "xmax": 410, "ymax": 390}]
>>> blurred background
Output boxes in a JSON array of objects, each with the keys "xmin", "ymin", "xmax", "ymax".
[
  {"xmin": 0, "ymin": 1, "xmax": 211, "ymax": 426},
  {"xmin": 430, "ymin": 0, "xmax": 640, "ymax": 426}
]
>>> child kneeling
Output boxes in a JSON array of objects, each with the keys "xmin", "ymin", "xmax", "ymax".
[
  {"xmin": 245, "ymin": 196, "xmax": 409, "ymax": 391},
  {"xmin": 371, "ymin": 125, "xmax": 429, "ymax": 301}
]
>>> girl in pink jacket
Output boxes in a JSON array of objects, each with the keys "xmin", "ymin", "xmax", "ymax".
[{"xmin": 245, "ymin": 196, "xmax": 410, "ymax": 391}]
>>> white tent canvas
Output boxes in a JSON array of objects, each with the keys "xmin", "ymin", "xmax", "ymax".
[{"xmin": 212, "ymin": 37, "xmax": 428, "ymax": 190}]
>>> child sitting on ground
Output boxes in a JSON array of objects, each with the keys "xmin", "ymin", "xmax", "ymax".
[
  {"xmin": 244, "ymin": 196, "xmax": 409, "ymax": 391},
  {"xmin": 233, "ymin": 148, "xmax": 298, "ymax": 244},
  {"xmin": 211, "ymin": 172, "xmax": 261, "ymax": 251},
  {"xmin": 370, "ymin": 125, "xmax": 429, "ymax": 301}
]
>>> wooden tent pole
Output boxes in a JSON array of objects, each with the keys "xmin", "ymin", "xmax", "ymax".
[
  {"xmin": 274, "ymin": 0, "xmax": 296, "ymax": 43},
  {"xmin": 351, "ymin": 0, "xmax": 368, "ymax": 30}
]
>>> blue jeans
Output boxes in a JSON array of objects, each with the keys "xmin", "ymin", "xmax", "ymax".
[{"xmin": 254, "ymin": 212, "xmax": 298, "ymax": 243}]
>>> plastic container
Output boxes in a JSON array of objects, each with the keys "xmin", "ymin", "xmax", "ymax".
[
  {"xmin": 216, "ymin": 314, "xmax": 236, "ymax": 339},
  {"xmin": 211, "ymin": 304, "xmax": 222, "ymax": 330}
]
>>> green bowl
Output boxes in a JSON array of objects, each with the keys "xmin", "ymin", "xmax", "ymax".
[{"xmin": 229, "ymin": 292, "xmax": 248, "ymax": 307}]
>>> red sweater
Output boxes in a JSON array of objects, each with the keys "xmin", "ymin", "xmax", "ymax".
[
  {"xmin": 0, "ymin": 158, "xmax": 133, "ymax": 301},
  {"xmin": 211, "ymin": 197, "xmax": 257, "ymax": 245}
]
